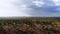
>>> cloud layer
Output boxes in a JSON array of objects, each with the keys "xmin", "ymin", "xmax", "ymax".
[
  {"xmin": 0, "ymin": 0, "xmax": 60, "ymax": 17},
  {"xmin": 0, "ymin": 0, "xmax": 31, "ymax": 17},
  {"xmin": 28, "ymin": 0, "xmax": 60, "ymax": 17}
]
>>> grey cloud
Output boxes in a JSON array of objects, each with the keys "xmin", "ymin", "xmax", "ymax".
[
  {"xmin": 3, "ymin": 0, "xmax": 59, "ymax": 17},
  {"xmin": 22, "ymin": 0, "xmax": 60, "ymax": 17}
]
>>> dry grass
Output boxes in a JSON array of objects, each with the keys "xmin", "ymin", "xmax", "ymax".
[{"xmin": 0, "ymin": 18, "xmax": 60, "ymax": 34}]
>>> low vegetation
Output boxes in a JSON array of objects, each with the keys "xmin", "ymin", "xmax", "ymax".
[{"xmin": 0, "ymin": 17, "xmax": 60, "ymax": 34}]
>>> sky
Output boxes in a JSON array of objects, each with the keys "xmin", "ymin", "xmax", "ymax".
[{"xmin": 0, "ymin": 0, "xmax": 60, "ymax": 17}]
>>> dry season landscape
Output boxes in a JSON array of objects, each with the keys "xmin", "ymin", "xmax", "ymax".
[{"xmin": 0, "ymin": 17, "xmax": 60, "ymax": 34}]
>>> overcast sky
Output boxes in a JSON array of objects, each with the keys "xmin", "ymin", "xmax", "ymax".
[{"xmin": 0, "ymin": 0, "xmax": 60, "ymax": 17}]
